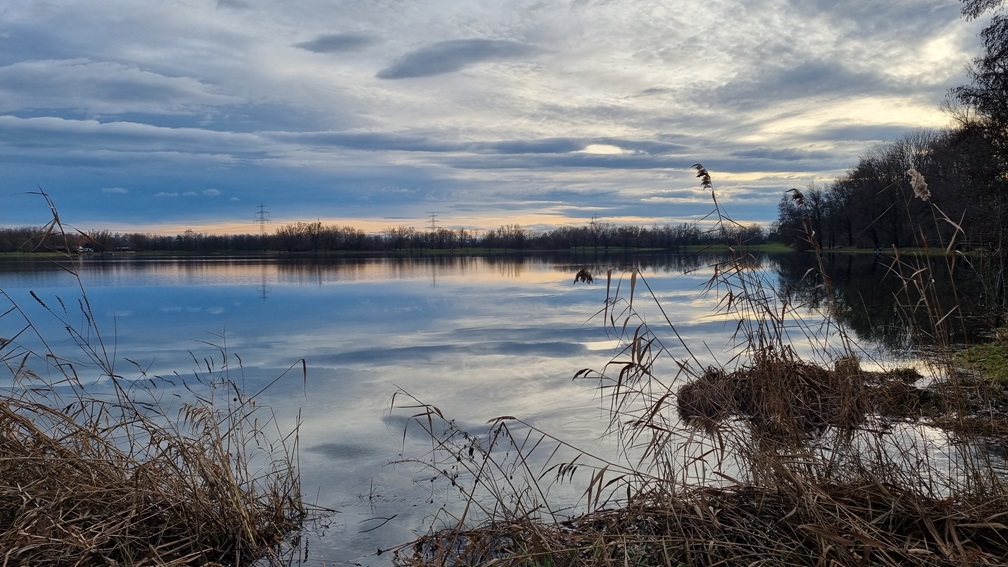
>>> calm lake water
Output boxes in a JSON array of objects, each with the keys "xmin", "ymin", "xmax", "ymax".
[{"xmin": 0, "ymin": 252, "xmax": 975, "ymax": 564}]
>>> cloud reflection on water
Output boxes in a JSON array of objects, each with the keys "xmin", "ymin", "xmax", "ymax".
[{"xmin": 0, "ymin": 253, "xmax": 780, "ymax": 563}]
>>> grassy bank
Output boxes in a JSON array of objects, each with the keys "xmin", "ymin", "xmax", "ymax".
[{"xmin": 957, "ymin": 327, "xmax": 1008, "ymax": 384}]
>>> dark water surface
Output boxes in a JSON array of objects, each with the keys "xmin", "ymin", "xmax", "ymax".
[{"xmin": 1, "ymin": 252, "xmax": 986, "ymax": 564}]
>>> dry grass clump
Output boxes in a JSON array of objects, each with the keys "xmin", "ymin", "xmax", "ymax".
[
  {"xmin": 391, "ymin": 166, "xmax": 1008, "ymax": 566},
  {"xmin": 674, "ymin": 354, "xmax": 960, "ymax": 440},
  {"xmin": 0, "ymin": 375, "xmax": 305, "ymax": 566},
  {"xmin": 0, "ymin": 195, "xmax": 309, "ymax": 565},
  {"xmin": 928, "ymin": 373, "xmax": 1008, "ymax": 438},
  {"xmin": 391, "ymin": 327, "xmax": 1008, "ymax": 566},
  {"xmin": 399, "ymin": 480, "xmax": 1008, "ymax": 567},
  {"xmin": 676, "ymin": 355, "xmax": 875, "ymax": 439}
]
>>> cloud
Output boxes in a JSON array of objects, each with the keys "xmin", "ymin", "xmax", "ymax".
[
  {"xmin": 295, "ymin": 33, "xmax": 375, "ymax": 53},
  {"xmin": 698, "ymin": 60, "xmax": 884, "ymax": 115},
  {"xmin": 0, "ymin": 0, "xmax": 982, "ymax": 231},
  {"xmin": 0, "ymin": 116, "xmax": 270, "ymax": 169},
  {"xmin": 0, "ymin": 59, "xmax": 239, "ymax": 115},
  {"xmin": 729, "ymin": 146, "xmax": 835, "ymax": 163},
  {"xmin": 216, "ymin": 0, "xmax": 251, "ymax": 8},
  {"xmin": 203, "ymin": 188, "xmax": 221, "ymax": 196},
  {"xmin": 810, "ymin": 124, "xmax": 932, "ymax": 145},
  {"xmin": 102, "ymin": 187, "xmax": 128, "ymax": 194},
  {"xmin": 475, "ymin": 138, "xmax": 586, "ymax": 155},
  {"xmin": 377, "ymin": 39, "xmax": 535, "ymax": 79}
]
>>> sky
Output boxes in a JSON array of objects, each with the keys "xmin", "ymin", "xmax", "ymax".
[{"xmin": 0, "ymin": 0, "xmax": 986, "ymax": 236}]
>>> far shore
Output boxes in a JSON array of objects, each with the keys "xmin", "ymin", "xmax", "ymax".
[{"xmin": 2, "ymin": 242, "xmax": 971, "ymax": 261}]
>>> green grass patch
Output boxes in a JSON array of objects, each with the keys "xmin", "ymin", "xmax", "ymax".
[{"xmin": 955, "ymin": 328, "xmax": 1008, "ymax": 384}]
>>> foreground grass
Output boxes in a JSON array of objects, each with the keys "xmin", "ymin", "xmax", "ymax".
[
  {"xmin": 0, "ymin": 386, "xmax": 306, "ymax": 565},
  {"xmin": 390, "ymin": 166, "xmax": 1008, "ymax": 567},
  {"xmin": 0, "ymin": 338, "xmax": 310, "ymax": 565},
  {"xmin": 392, "ymin": 353, "xmax": 1008, "ymax": 566},
  {"xmin": 1, "ymin": 199, "xmax": 312, "ymax": 566},
  {"xmin": 399, "ymin": 482, "xmax": 1007, "ymax": 566}
]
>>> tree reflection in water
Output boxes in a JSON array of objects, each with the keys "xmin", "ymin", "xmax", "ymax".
[{"xmin": 774, "ymin": 251, "xmax": 995, "ymax": 354}]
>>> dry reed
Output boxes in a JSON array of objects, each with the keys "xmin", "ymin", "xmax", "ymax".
[
  {"xmin": 0, "ymin": 192, "xmax": 310, "ymax": 566},
  {"xmin": 399, "ymin": 481, "xmax": 1008, "ymax": 566},
  {"xmin": 391, "ymin": 166, "xmax": 1008, "ymax": 566}
]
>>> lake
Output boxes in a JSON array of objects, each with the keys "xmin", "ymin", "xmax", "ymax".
[{"xmin": 0, "ymin": 251, "xmax": 971, "ymax": 564}]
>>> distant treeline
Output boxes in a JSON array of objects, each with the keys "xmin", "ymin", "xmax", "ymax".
[{"xmin": 0, "ymin": 219, "xmax": 771, "ymax": 255}]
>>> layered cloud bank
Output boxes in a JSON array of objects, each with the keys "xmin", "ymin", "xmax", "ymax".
[{"xmin": 0, "ymin": 1, "xmax": 981, "ymax": 233}]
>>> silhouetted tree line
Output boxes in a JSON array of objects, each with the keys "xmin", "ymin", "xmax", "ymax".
[
  {"xmin": 775, "ymin": 127, "xmax": 1004, "ymax": 253},
  {"xmin": 0, "ymin": 219, "xmax": 769, "ymax": 255},
  {"xmin": 776, "ymin": 0, "xmax": 1007, "ymax": 305}
]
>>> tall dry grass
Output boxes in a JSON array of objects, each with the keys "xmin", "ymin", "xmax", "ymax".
[
  {"xmin": 391, "ymin": 166, "xmax": 1008, "ymax": 566},
  {"xmin": 0, "ymin": 192, "xmax": 312, "ymax": 566}
]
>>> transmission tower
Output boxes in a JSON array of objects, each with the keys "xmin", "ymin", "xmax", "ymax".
[
  {"xmin": 254, "ymin": 204, "xmax": 271, "ymax": 236},
  {"xmin": 428, "ymin": 212, "xmax": 439, "ymax": 232}
]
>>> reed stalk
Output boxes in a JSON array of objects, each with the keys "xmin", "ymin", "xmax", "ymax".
[
  {"xmin": 391, "ymin": 166, "xmax": 1008, "ymax": 566},
  {"xmin": 0, "ymin": 192, "xmax": 312, "ymax": 566}
]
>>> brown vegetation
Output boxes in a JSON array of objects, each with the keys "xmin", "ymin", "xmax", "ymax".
[
  {"xmin": 0, "ymin": 382, "xmax": 305, "ymax": 566},
  {"xmin": 400, "ymin": 481, "xmax": 1008, "ymax": 566},
  {"xmin": 390, "ymin": 165, "xmax": 1008, "ymax": 567},
  {"xmin": 0, "ymin": 196, "xmax": 310, "ymax": 566}
]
